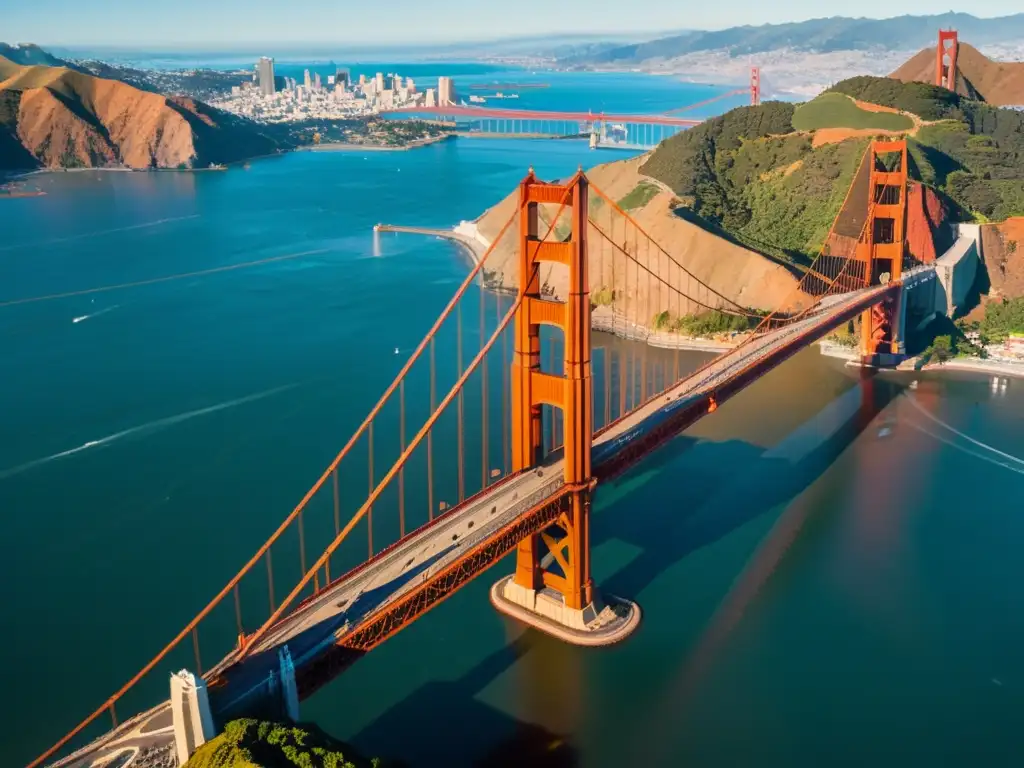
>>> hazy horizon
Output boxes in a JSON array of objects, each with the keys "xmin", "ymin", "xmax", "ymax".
[{"xmin": 5, "ymin": 2, "xmax": 1024, "ymax": 48}]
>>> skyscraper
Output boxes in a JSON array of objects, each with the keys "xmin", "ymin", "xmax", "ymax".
[
  {"xmin": 335, "ymin": 69, "xmax": 351, "ymax": 90},
  {"xmin": 375, "ymin": 72, "xmax": 385, "ymax": 92},
  {"xmin": 304, "ymin": 69, "xmax": 312, "ymax": 91},
  {"xmin": 405, "ymin": 77, "xmax": 416, "ymax": 94},
  {"xmin": 438, "ymin": 76, "xmax": 455, "ymax": 106},
  {"xmin": 314, "ymin": 72, "xmax": 322, "ymax": 91},
  {"xmin": 257, "ymin": 57, "xmax": 276, "ymax": 96}
]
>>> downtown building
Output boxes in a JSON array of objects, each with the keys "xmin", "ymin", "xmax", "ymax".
[
  {"xmin": 437, "ymin": 76, "xmax": 455, "ymax": 106},
  {"xmin": 257, "ymin": 57, "xmax": 276, "ymax": 96}
]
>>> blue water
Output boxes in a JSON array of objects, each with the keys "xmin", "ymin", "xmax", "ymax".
[{"xmin": 3, "ymin": 83, "xmax": 1024, "ymax": 768}]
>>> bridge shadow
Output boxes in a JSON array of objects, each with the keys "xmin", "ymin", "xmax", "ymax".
[
  {"xmin": 351, "ymin": 635, "xmax": 579, "ymax": 768},
  {"xmin": 340, "ymin": 373, "xmax": 902, "ymax": 766},
  {"xmin": 597, "ymin": 373, "xmax": 903, "ymax": 601}
]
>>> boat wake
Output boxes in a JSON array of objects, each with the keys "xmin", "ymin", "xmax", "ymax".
[
  {"xmin": 72, "ymin": 305, "xmax": 119, "ymax": 324},
  {"xmin": 0, "ymin": 215, "xmax": 200, "ymax": 253},
  {"xmin": 0, "ymin": 383, "xmax": 296, "ymax": 481},
  {"xmin": 906, "ymin": 395, "xmax": 1024, "ymax": 469}
]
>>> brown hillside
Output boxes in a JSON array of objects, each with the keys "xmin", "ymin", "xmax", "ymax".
[
  {"xmin": 475, "ymin": 155, "xmax": 805, "ymax": 319},
  {"xmin": 0, "ymin": 55, "xmax": 278, "ymax": 170},
  {"xmin": 891, "ymin": 42, "xmax": 1024, "ymax": 106}
]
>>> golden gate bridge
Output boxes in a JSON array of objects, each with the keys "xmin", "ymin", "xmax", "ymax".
[
  {"xmin": 382, "ymin": 67, "xmax": 765, "ymax": 150},
  {"xmin": 29, "ymin": 138, "xmax": 944, "ymax": 768}
]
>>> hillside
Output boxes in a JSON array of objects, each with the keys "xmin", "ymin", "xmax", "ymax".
[
  {"xmin": 559, "ymin": 13, "xmax": 1024, "ymax": 66},
  {"xmin": 473, "ymin": 154, "xmax": 805, "ymax": 319},
  {"xmin": 827, "ymin": 76, "xmax": 1024, "ymax": 221},
  {"xmin": 0, "ymin": 55, "xmax": 281, "ymax": 170},
  {"xmin": 185, "ymin": 719, "xmax": 376, "ymax": 768},
  {"xmin": 891, "ymin": 42, "xmax": 1024, "ymax": 106},
  {"xmin": 634, "ymin": 80, "xmax": 1024, "ymax": 310}
]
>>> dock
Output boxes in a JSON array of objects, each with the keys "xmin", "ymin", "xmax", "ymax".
[{"xmin": 373, "ymin": 224, "xmax": 486, "ymax": 266}]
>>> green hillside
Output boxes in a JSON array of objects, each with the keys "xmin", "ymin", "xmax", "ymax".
[
  {"xmin": 640, "ymin": 101, "xmax": 869, "ymax": 265},
  {"xmin": 829, "ymin": 76, "xmax": 1024, "ymax": 221},
  {"xmin": 185, "ymin": 719, "xmax": 378, "ymax": 768},
  {"xmin": 792, "ymin": 92, "xmax": 914, "ymax": 132},
  {"xmin": 640, "ymin": 78, "xmax": 1024, "ymax": 266}
]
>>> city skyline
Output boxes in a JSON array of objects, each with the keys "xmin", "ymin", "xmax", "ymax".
[{"xmin": 4, "ymin": 1, "xmax": 1023, "ymax": 47}]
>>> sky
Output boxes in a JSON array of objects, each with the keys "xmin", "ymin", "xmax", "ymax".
[{"xmin": 4, "ymin": 0, "xmax": 1023, "ymax": 48}]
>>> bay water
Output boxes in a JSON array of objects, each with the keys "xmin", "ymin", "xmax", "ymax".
[{"xmin": 1, "ymin": 79, "xmax": 1024, "ymax": 766}]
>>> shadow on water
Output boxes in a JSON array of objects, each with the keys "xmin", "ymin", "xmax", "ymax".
[
  {"xmin": 601, "ymin": 371, "xmax": 903, "ymax": 600},
  {"xmin": 345, "ymin": 371, "xmax": 904, "ymax": 766},
  {"xmin": 352, "ymin": 635, "xmax": 579, "ymax": 768}
]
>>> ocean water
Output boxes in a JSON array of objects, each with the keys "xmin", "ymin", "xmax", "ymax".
[{"xmin": 2, "ymin": 131, "xmax": 1024, "ymax": 765}]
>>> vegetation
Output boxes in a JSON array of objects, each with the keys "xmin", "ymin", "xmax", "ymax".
[
  {"xmin": 617, "ymin": 180, "xmax": 660, "ymax": 211},
  {"xmin": 273, "ymin": 118, "xmax": 449, "ymax": 148},
  {"xmin": 650, "ymin": 309, "xmax": 762, "ymax": 335},
  {"xmin": 978, "ymin": 297, "xmax": 1024, "ymax": 342},
  {"xmin": 792, "ymin": 93, "xmax": 914, "ymax": 132},
  {"xmin": 827, "ymin": 77, "xmax": 963, "ymax": 120},
  {"xmin": 830, "ymin": 76, "xmax": 1024, "ymax": 221},
  {"xmin": 641, "ymin": 101, "xmax": 868, "ymax": 265},
  {"xmin": 640, "ymin": 78, "xmax": 1024, "ymax": 275},
  {"xmin": 184, "ymin": 719, "xmax": 378, "ymax": 768}
]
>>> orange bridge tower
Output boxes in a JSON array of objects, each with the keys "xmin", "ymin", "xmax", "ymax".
[
  {"xmin": 857, "ymin": 140, "xmax": 910, "ymax": 367},
  {"xmin": 490, "ymin": 170, "xmax": 640, "ymax": 645},
  {"xmin": 935, "ymin": 29, "xmax": 959, "ymax": 90}
]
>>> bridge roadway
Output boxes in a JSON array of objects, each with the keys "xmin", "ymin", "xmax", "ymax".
[
  {"xmin": 50, "ymin": 268, "xmax": 935, "ymax": 767},
  {"xmin": 382, "ymin": 105, "xmax": 702, "ymax": 127}
]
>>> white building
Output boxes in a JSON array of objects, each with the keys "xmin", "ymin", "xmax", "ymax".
[{"xmin": 438, "ymin": 76, "xmax": 455, "ymax": 106}]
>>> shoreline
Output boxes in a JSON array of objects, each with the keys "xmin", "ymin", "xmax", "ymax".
[
  {"xmin": 301, "ymin": 134, "xmax": 453, "ymax": 153},
  {"xmin": 376, "ymin": 224, "xmax": 740, "ymax": 354},
  {"xmin": 819, "ymin": 342, "xmax": 1024, "ymax": 379}
]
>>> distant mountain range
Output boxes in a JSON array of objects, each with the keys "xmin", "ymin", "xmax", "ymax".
[{"xmin": 560, "ymin": 13, "xmax": 1024, "ymax": 66}]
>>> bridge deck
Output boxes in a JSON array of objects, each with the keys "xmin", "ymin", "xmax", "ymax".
[
  {"xmin": 51, "ymin": 270, "xmax": 936, "ymax": 766},
  {"xmin": 212, "ymin": 280, "xmax": 916, "ymax": 703}
]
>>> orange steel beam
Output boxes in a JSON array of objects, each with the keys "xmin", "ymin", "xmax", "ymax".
[
  {"xmin": 293, "ymin": 488, "xmax": 573, "ymax": 697},
  {"xmin": 236, "ymin": 184, "xmax": 576, "ymax": 656},
  {"xmin": 510, "ymin": 171, "xmax": 595, "ymax": 610},
  {"xmin": 936, "ymin": 29, "xmax": 959, "ymax": 89},
  {"xmin": 28, "ymin": 192, "xmax": 524, "ymax": 768},
  {"xmin": 856, "ymin": 140, "xmax": 908, "ymax": 358}
]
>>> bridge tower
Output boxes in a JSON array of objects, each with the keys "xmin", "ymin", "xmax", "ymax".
[
  {"xmin": 935, "ymin": 29, "xmax": 959, "ymax": 90},
  {"xmin": 750, "ymin": 66, "xmax": 761, "ymax": 107},
  {"xmin": 492, "ymin": 170, "xmax": 640, "ymax": 644},
  {"xmin": 857, "ymin": 139, "xmax": 909, "ymax": 366}
]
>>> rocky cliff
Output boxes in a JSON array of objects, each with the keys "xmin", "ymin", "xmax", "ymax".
[{"xmin": 0, "ymin": 55, "xmax": 280, "ymax": 170}]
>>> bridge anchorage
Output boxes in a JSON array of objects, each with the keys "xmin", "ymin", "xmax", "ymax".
[{"xmin": 490, "ymin": 170, "xmax": 640, "ymax": 643}]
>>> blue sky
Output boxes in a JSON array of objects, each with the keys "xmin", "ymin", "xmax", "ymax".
[{"xmin": 5, "ymin": 0, "xmax": 1022, "ymax": 47}]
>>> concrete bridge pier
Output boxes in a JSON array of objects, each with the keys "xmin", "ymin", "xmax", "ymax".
[
  {"xmin": 171, "ymin": 669, "xmax": 215, "ymax": 764},
  {"xmin": 489, "ymin": 170, "xmax": 640, "ymax": 646}
]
